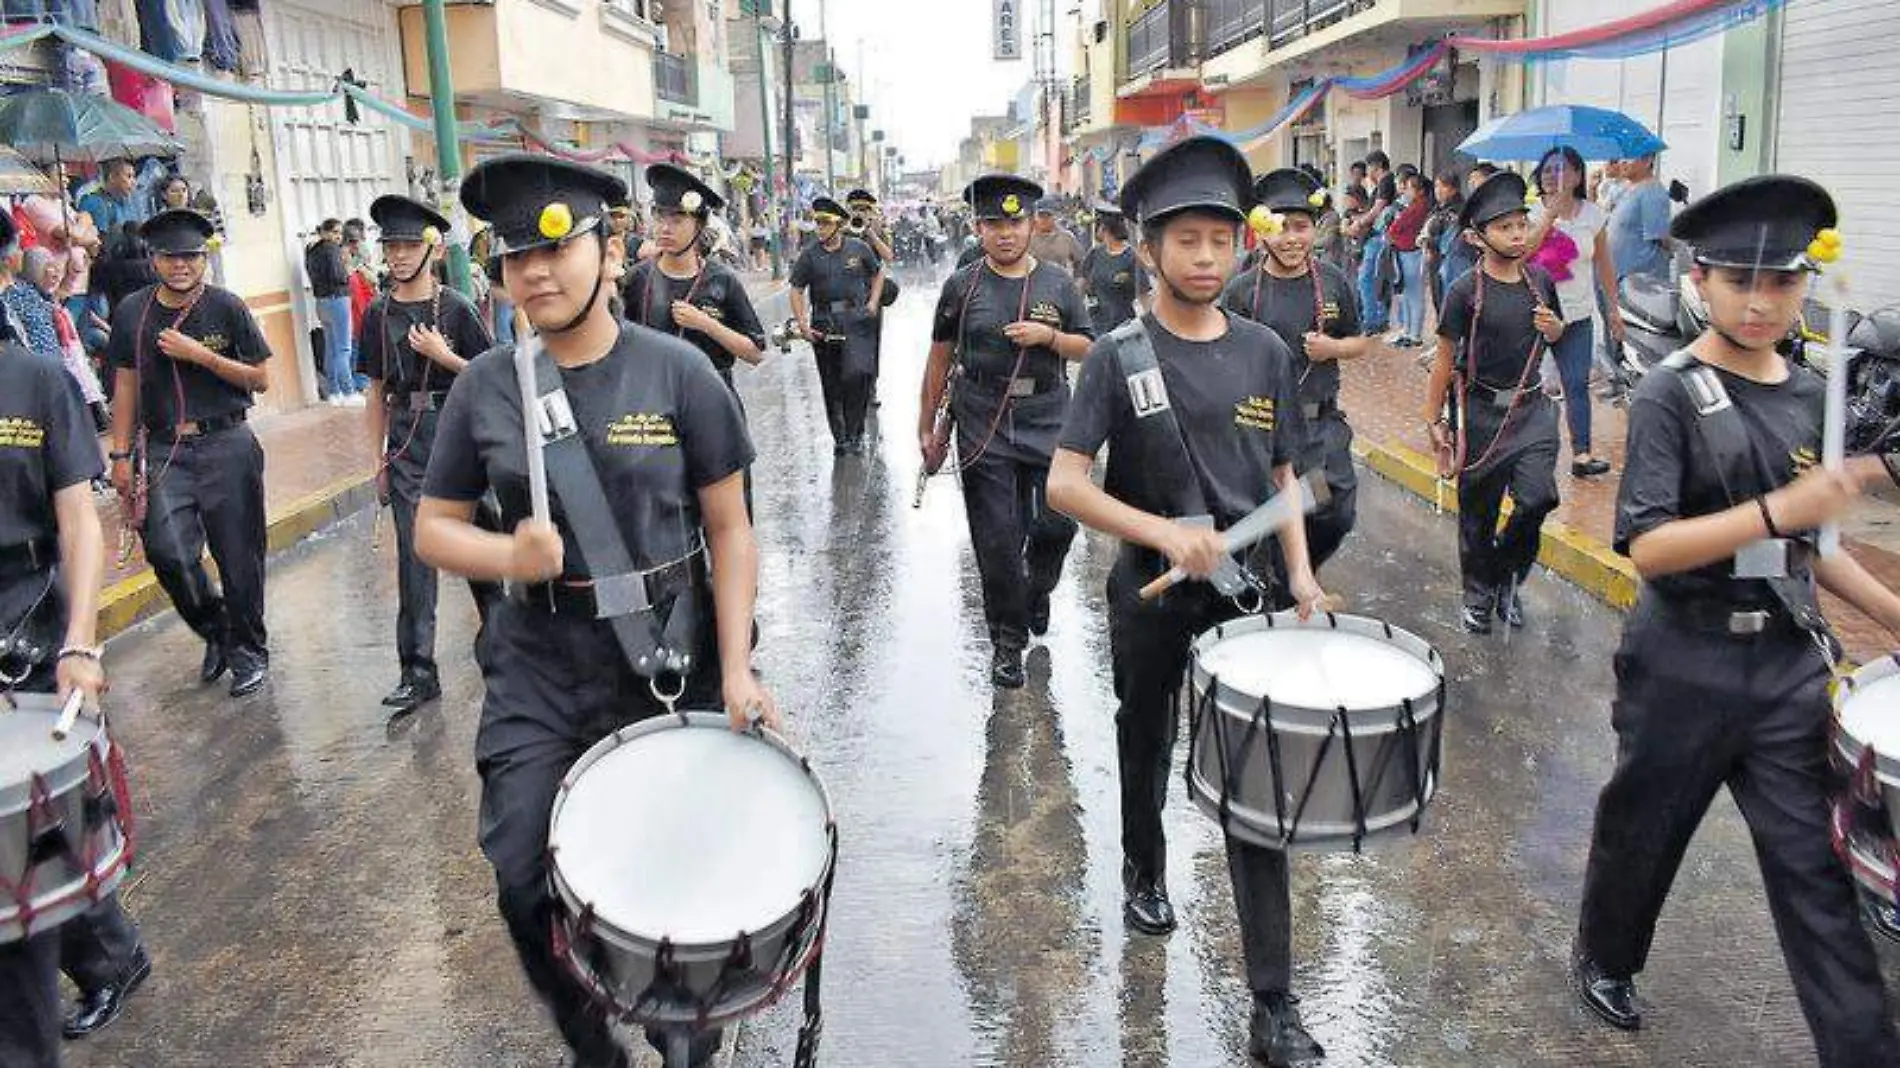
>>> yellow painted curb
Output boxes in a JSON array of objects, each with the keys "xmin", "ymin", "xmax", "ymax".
[
  {"xmin": 1353, "ymin": 439, "xmax": 1640, "ymax": 611},
  {"xmin": 97, "ymin": 472, "xmax": 376, "ymax": 641}
]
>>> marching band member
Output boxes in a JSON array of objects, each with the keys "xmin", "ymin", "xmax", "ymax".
[
  {"xmin": 357, "ymin": 194, "xmax": 496, "ymax": 711},
  {"xmin": 1420, "ymin": 171, "xmax": 1566, "ymax": 634},
  {"xmin": 1572, "ymin": 175, "xmax": 1900, "ymax": 1065},
  {"xmin": 1222, "ymin": 167, "xmax": 1369, "ymax": 584},
  {"xmin": 0, "ymin": 204, "xmax": 149, "ymax": 1064},
  {"xmin": 919, "ymin": 173, "xmax": 1092, "ymax": 689},
  {"xmin": 1047, "ymin": 136, "xmax": 1329, "ymax": 1067},
  {"xmin": 789, "ymin": 195, "xmax": 885, "ymax": 455},
  {"xmin": 415, "ymin": 154, "xmax": 773, "ymax": 1068},
  {"xmin": 1078, "ymin": 202, "xmax": 1146, "ymax": 334}
]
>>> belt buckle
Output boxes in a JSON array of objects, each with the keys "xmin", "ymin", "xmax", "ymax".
[
  {"xmin": 1008, "ymin": 377, "xmax": 1036, "ymax": 398},
  {"xmin": 1302, "ymin": 401, "xmax": 1322, "ymax": 420},
  {"xmin": 591, "ymin": 571, "xmax": 652, "ymax": 619},
  {"xmin": 1491, "ymin": 388, "xmax": 1517, "ymax": 410},
  {"xmin": 409, "ymin": 392, "xmax": 432, "ymax": 414},
  {"xmin": 1728, "ymin": 610, "xmax": 1770, "ymax": 636}
]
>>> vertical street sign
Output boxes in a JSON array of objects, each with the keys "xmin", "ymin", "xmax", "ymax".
[{"xmin": 995, "ymin": 0, "xmax": 1021, "ymax": 60}]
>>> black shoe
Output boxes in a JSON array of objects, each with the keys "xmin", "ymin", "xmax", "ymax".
[
  {"xmin": 229, "ymin": 657, "xmax": 268, "ymax": 698},
  {"xmin": 833, "ymin": 442, "xmax": 848, "ymax": 456},
  {"xmin": 1573, "ymin": 952, "xmax": 1641, "ymax": 1031},
  {"xmin": 1124, "ymin": 880, "xmax": 1177, "ymax": 935},
  {"xmin": 1571, "ymin": 457, "xmax": 1613, "ymax": 478},
  {"xmin": 381, "ymin": 674, "xmax": 441, "ymax": 710},
  {"xmin": 990, "ymin": 646, "xmax": 1026, "ymax": 689},
  {"xmin": 64, "ymin": 945, "xmax": 151, "ymax": 1039},
  {"xmin": 1250, "ymin": 993, "xmax": 1325, "ymax": 1066},
  {"xmin": 1460, "ymin": 603, "xmax": 1493, "ymax": 634},
  {"xmin": 199, "ymin": 642, "xmax": 228, "ymax": 684},
  {"xmin": 1029, "ymin": 594, "xmax": 1051, "ymax": 637},
  {"xmin": 1495, "ymin": 580, "xmax": 1526, "ymax": 629}
]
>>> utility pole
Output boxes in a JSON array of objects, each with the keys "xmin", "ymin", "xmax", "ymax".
[
  {"xmin": 819, "ymin": 0, "xmax": 835, "ymax": 191},
  {"xmin": 783, "ymin": 2, "xmax": 797, "ymax": 243},
  {"xmin": 421, "ymin": 0, "xmax": 470, "ymax": 292},
  {"xmin": 748, "ymin": 0, "xmax": 783, "ymax": 277}
]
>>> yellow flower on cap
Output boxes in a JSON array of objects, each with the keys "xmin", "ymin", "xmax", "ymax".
[
  {"xmin": 1818, "ymin": 228, "xmax": 1843, "ymax": 252},
  {"xmin": 1307, "ymin": 191, "xmax": 1326, "ymax": 208},
  {"xmin": 1248, "ymin": 205, "xmax": 1283, "ymax": 238},
  {"xmin": 1808, "ymin": 238, "xmax": 1843, "ymax": 265},
  {"xmin": 1002, "ymin": 194, "xmax": 1022, "ymax": 217},
  {"xmin": 681, "ymin": 190, "xmax": 703, "ymax": 212},
  {"xmin": 205, "ymin": 233, "xmax": 223, "ymax": 253},
  {"xmin": 539, "ymin": 202, "xmax": 574, "ymax": 241},
  {"xmin": 422, "ymin": 225, "xmax": 442, "ymax": 247}
]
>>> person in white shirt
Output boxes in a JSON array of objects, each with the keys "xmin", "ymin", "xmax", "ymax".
[{"xmin": 1529, "ymin": 145, "xmax": 1624, "ymax": 478}]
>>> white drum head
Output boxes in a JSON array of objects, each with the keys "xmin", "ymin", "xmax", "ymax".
[
  {"xmin": 552, "ymin": 721, "xmax": 831, "ymax": 945},
  {"xmin": 1842, "ymin": 671, "xmax": 1900, "ymax": 762},
  {"xmin": 0, "ymin": 699, "xmax": 99, "ymax": 816},
  {"xmin": 1198, "ymin": 628, "xmax": 1438, "ymax": 710}
]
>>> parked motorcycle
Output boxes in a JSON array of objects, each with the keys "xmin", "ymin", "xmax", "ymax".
[{"xmin": 1617, "ymin": 270, "xmax": 1702, "ymax": 381}]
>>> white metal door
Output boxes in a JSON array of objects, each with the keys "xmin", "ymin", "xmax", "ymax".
[{"xmin": 1775, "ymin": 0, "xmax": 1900, "ymax": 312}]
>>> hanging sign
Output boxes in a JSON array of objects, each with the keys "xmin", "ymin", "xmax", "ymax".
[{"xmin": 994, "ymin": 0, "xmax": 1021, "ymax": 61}]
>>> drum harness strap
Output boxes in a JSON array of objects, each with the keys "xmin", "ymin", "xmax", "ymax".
[
  {"xmin": 1453, "ymin": 266, "xmax": 1554, "ymax": 478},
  {"xmin": 516, "ymin": 341, "xmax": 703, "ymax": 704},
  {"xmin": 1108, "ymin": 318, "xmax": 1271, "ymax": 611},
  {"xmin": 1187, "ymin": 615, "xmax": 1443, "ymax": 853}
]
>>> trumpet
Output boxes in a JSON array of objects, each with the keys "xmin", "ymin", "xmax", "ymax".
[
  {"xmin": 769, "ymin": 317, "xmax": 804, "ymax": 353},
  {"xmin": 846, "ymin": 215, "xmax": 869, "ymax": 236}
]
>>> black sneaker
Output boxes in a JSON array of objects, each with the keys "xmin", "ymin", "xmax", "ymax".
[
  {"xmin": 1460, "ymin": 604, "xmax": 1493, "ymax": 634},
  {"xmin": 64, "ymin": 944, "xmax": 152, "ymax": 1039},
  {"xmin": 1028, "ymin": 594, "xmax": 1052, "ymax": 637},
  {"xmin": 990, "ymin": 646, "xmax": 1026, "ymax": 689},
  {"xmin": 1571, "ymin": 457, "xmax": 1613, "ymax": 478},
  {"xmin": 1250, "ymin": 992, "xmax": 1325, "ymax": 1066},
  {"xmin": 1123, "ymin": 881, "xmax": 1177, "ymax": 935}
]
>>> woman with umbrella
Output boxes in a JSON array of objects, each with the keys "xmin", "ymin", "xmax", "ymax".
[{"xmin": 1528, "ymin": 144, "xmax": 1623, "ymax": 478}]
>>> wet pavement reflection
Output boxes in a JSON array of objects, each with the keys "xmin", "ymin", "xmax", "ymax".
[{"xmin": 71, "ymin": 264, "xmax": 1900, "ymax": 1068}]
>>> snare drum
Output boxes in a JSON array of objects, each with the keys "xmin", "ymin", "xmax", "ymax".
[
  {"xmin": 548, "ymin": 711, "xmax": 837, "ymax": 1028},
  {"xmin": 1187, "ymin": 612, "xmax": 1446, "ymax": 851},
  {"xmin": 1831, "ymin": 656, "xmax": 1900, "ymax": 903},
  {"xmin": 1, "ymin": 693, "xmax": 133, "ymax": 943}
]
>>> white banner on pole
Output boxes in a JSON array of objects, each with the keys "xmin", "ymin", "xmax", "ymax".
[{"xmin": 994, "ymin": 0, "xmax": 1021, "ymax": 60}]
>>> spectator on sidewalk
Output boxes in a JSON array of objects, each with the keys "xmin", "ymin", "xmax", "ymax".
[
  {"xmin": 24, "ymin": 248, "xmax": 107, "ymax": 430},
  {"xmin": 21, "ymin": 194, "xmax": 105, "ymax": 356},
  {"xmin": 1350, "ymin": 151, "xmax": 1397, "ymax": 335},
  {"xmin": 92, "ymin": 222, "xmax": 157, "ymax": 320},
  {"xmin": 154, "ymin": 173, "xmax": 191, "ymax": 214},
  {"xmin": 1595, "ymin": 159, "xmax": 1630, "ymax": 214},
  {"xmin": 1422, "ymin": 170, "xmax": 1470, "ymax": 315},
  {"xmin": 1607, "ymin": 153, "xmax": 1674, "ymax": 283},
  {"xmin": 1387, "ymin": 170, "xmax": 1433, "ymax": 347},
  {"xmin": 305, "ymin": 218, "xmax": 361, "ymax": 405},
  {"xmin": 77, "ymin": 160, "xmax": 148, "ymax": 236},
  {"xmin": 1529, "ymin": 145, "xmax": 1620, "ymax": 479},
  {"xmin": 0, "ymin": 241, "xmax": 62, "ymax": 369}
]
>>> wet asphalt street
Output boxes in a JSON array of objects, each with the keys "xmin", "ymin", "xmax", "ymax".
[{"xmin": 69, "ymin": 266, "xmax": 1900, "ymax": 1068}]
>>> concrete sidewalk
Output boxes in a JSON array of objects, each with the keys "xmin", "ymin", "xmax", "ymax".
[
  {"xmin": 1340, "ymin": 339, "xmax": 1900, "ymax": 661},
  {"xmin": 96, "ymin": 272, "xmax": 794, "ymax": 643}
]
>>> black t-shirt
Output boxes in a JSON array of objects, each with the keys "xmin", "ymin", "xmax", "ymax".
[
  {"xmin": 0, "ymin": 346, "xmax": 103, "ymax": 547},
  {"xmin": 955, "ymin": 244, "xmax": 982, "ymax": 269},
  {"xmin": 106, "ymin": 285, "xmax": 271, "ymax": 430},
  {"xmin": 1435, "ymin": 266, "xmax": 1560, "ymax": 389},
  {"xmin": 789, "ymin": 237, "xmax": 881, "ymax": 324},
  {"xmin": 1081, "ymin": 244, "xmax": 1147, "ymax": 333},
  {"xmin": 355, "ymin": 287, "xmax": 492, "ymax": 394},
  {"xmin": 931, "ymin": 260, "xmax": 1094, "ymax": 381},
  {"xmin": 1373, "ymin": 174, "xmax": 1398, "ymax": 211},
  {"xmin": 620, "ymin": 259, "xmax": 766, "ymax": 376},
  {"xmin": 1060, "ymin": 311, "xmax": 1305, "ymax": 529},
  {"xmin": 1220, "ymin": 261, "xmax": 1360, "ymax": 404},
  {"xmin": 1616, "ymin": 360, "xmax": 1822, "ymax": 601},
  {"xmin": 423, "ymin": 322, "xmax": 754, "ymax": 577}
]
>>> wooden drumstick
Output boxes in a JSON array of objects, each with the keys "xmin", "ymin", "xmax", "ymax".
[
  {"xmin": 513, "ymin": 334, "xmax": 553, "ymax": 527},
  {"xmin": 51, "ymin": 690, "xmax": 84, "ymax": 741}
]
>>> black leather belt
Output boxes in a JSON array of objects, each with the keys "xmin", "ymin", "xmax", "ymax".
[
  {"xmin": 511, "ymin": 550, "xmax": 705, "ymax": 619},
  {"xmin": 1657, "ymin": 596, "xmax": 1794, "ymax": 638},
  {"xmin": 1467, "ymin": 380, "xmax": 1534, "ymax": 410},
  {"xmin": 963, "ymin": 367, "xmax": 1061, "ymax": 397},
  {"xmin": 387, "ymin": 390, "xmax": 451, "ymax": 414},
  {"xmin": 0, "ymin": 537, "xmax": 55, "ymax": 579},
  {"xmin": 149, "ymin": 411, "xmax": 246, "ymax": 443}
]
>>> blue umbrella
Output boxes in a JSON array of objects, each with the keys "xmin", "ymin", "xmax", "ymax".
[{"xmin": 1457, "ymin": 105, "xmax": 1666, "ymax": 162}]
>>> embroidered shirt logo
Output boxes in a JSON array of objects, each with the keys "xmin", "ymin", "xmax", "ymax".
[
  {"xmin": 605, "ymin": 412, "xmax": 679, "ymax": 447},
  {"xmin": 1235, "ymin": 395, "xmax": 1277, "ymax": 432},
  {"xmin": 1029, "ymin": 299, "xmax": 1063, "ymax": 326},
  {"xmin": 1791, "ymin": 445, "xmax": 1819, "ymax": 476},
  {"xmin": 0, "ymin": 417, "xmax": 45, "ymax": 449},
  {"xmin": 1127, "ymin": 369, "xmax": 1170, "ymax": 418}
]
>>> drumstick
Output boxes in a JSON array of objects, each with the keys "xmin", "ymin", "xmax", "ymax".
[
  {"xmin": 1138, "ymin": 473, "xmax": 1326, "ymax": 601},
  {"xmin": 1820, "ymin": 269, "xmax": 1850, "ymax": 556},
  {"xmin": 514, "ymin": 334, "xmax": 553, "ymax": 526},
  {"xmin": 51, "ymin": 690, "xmax": 84, "ymax": 741}
]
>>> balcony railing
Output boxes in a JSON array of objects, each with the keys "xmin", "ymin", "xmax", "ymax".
[
  {"xmin": 1074, "ymin": 75, "xmax": 1092, "ymax": 125},
  {"xmin": 655, "ymin": 51, "xmax": 696, "ymax": 105},
  {"xmin": 1126, "ymin": 2, "xmax": 1175, "ymax": 78},
  {"xmin": 1206, "ymin": 0, "xmax": 1265, "ymax": 57},
  {"xmin": 1267, "ymin": 0, "xmax": 1363, "ymax": 46}
]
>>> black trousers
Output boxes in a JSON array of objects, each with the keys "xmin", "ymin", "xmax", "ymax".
[
  {"xmin": 1106, "ymin": 552, "xmax": 1292, "ymax": 996},
  {"xmin": 1455, "ymin": 413, "xmax": 1558, "ymax": 609},
  {"xmin": 476, "ymin": 597, "xmax": 722, "ymax": 1065},
  {"xmin": 140, "ymin": 424, "xmax": 268, "ymax": 666},
  {"xmin": 1578, "ymin": 601, "xmax": 1898, "ymax": 1067},
  {"xmin": 959, "ymin": 450, "xmax": 1076, "ymax": 651},
  {"xmin": 387, "ymin": 407, "xmax": 441, "ymax": 681},
  {"xmin": 1287, "ymin": 411, "xmax": 1358, "ymax": 577},
  {"xmin": 0, "ymin": 574, "xmax": 145, "ymax": 1068},
  {"xmin": 812, "ymin": 336, "xmax": 872, "ymax": 446}
]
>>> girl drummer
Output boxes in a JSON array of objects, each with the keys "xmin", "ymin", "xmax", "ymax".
[
  {"xmin": 0, "ymin": 204, "xmax": 147, "ymax": 1066},
  {"xmin": 414, "ymin": 154, "xmax": 775, "ymax": 1068},
  {"xmin": 1571, "ymin": 175, "xmax": 1900, "ymax": 1065}
]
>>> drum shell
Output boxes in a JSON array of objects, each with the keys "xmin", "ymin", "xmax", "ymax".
[
  {"xmin": 1831, "ymin": 657, "xmax": 1900, "ymax": 902},
  {"xmin": 0, "ymin": 700, "xmax": 130, "ymax": 943},
  {"xmin": 548, "ymin": 712, "xmax": 835, "ymax": 1027},
  {"xmin": 1187, "ymin": 613, "xmax": 1445, "ymax": 851}
]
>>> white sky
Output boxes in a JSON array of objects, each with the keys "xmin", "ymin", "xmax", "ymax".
[{"xmin": 793, "ymin": 0, "xmax": 1070, "ymax": 170}]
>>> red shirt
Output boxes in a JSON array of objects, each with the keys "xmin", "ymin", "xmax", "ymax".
[{"xmin": 1387, "ymin": 198, "xmax": 1430, "ymax": 252}]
